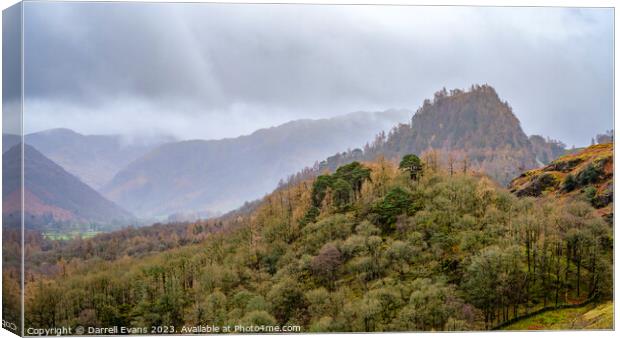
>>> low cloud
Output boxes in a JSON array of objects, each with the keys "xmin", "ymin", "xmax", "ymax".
[{"xmin": 22, "ymin": 3, "xmax": 613, "ymax": 145}]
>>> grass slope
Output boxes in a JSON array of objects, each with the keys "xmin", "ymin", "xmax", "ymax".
[
  {"xmin": 509, "ymin": 143, "xmax": 613, "ymax": 220},
  {"xmin": 503, "ymin": 302, "xmax": 613, "ymax": 330}
]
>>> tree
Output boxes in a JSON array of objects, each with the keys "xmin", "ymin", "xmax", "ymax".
[
  {"xmin": 396, "ymin": 278, "xmax": 460, "ymax": 331},
  {"xmin": 399, "ymin": 154, "xmax": 423, "ymax": 180},
  {"xmin": 333, "ymin": 161, "xmax": 371, "ymax": 196},
  {"xmin": 463, "ymin": 246, "xmax": 523, "ymax": 328},
  {"xmin": 267, "ymin": 278, "xmax": 307, "ymax": 324},
  {"xmin": 372, "ymin": 187, "xmax": 415, "ymax": 233},
  {"xmin": 241, "ymin": 311, "xmax": 277, "ymax": 326},
  {"xmin": 331, "ymin": 179, "xmax": 353, "ymax": 208},
  {"xmin": 312, "ymin": 175, "xmax": 334, "ymax": 207},
  {"xmin": 311, "ymin": 243, "xmax": 343, "ymax": 288}
]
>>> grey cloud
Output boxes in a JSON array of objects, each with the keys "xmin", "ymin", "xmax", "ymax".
[{"xmin": 22, "ymin": 3, "xmax": 613, "ymax": 146}]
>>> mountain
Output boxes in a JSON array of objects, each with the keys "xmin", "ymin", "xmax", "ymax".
[
  {"xmin": 509, "ymin": 143, "xmax": 613, "ymax": 222},
  {"xmin": 102, "ymin": 110, "xmax": 411, "ymax": 218},
  {"xmin": 2, "ymin": 144, "xmax": 134, "ymax": 230},
  {"xmin": 2, "ymin": 133, "xmax": 21, "ymax": 153},
  {"xmin": 309, "ymin": 85, "xmax": 560, "ymax": 186},
  {"xmin": 25, "ymin": 128, "xmax": 173, "ymax": 189}
]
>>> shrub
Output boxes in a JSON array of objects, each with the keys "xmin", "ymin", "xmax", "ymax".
[
  {"xmin": 577, "ymin": 163, "xmax": 603, "ymax": 186},
  {"xmin": 562, "ymin": 174, "xmax": 577, "ymax": 192}
]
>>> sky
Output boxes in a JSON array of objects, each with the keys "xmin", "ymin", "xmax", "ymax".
[{"xmin": 21, "ymin": 2, "xmax": 613, "ymax": 147}]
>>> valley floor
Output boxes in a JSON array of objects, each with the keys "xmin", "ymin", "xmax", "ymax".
[{"xmin": 502, "ymin": 302, "xmax": 613, "ymax": 330}]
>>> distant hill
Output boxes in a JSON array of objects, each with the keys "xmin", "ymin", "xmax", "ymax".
[
  {"xmin": 307, "ymin": 85, "xmax": 561, "ymax": 186},
  {"xmin": 2, "ymin": 144, "xmax": 134, "ymax": 230},
  {"xmin": 2, "ymin": 133, "xmax": 21, "ymax": 153},
  {"xmin": 528, "ymin": 135, "xmax": 566, "ymax": 166},
  {"xmin": 509, "ymin": 143, "xmax": 613, "ymax": 222},
  {"xmin": 25, "ymin": 128, "xmax": 173, "ymax": 189},
  {"xmin": 102, "ymin": 110, "xmax": 411, "ymax": 217}
]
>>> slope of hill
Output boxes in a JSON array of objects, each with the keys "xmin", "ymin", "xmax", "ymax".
[
  {"xmin": 306, "ymin": 85, "xmax": 559, "ymax": 186},
  {"xmin": 502, "ymin": 302, "xmax": 613, "ymax": 330},
  {"xmin": 23, "ymin": 155, "xmax": 612, "ymax": 332},
  {"xmin": 102, "ymin": 110, "xmax": 411, "ymax": 218},
  {"xmin": 2, "ymin": 133, "xmax": 21, "ymax": 153},
  {"xmin": 509, "ymin": 143, "xmax": 613, "ymax": 221},
  {"xmin": 25, "ymin": 128, "xmax": 173, "ymax": 189},
  {"xmin": 2, "ymin": 144, "xmax": 134, "ymax": 231}
]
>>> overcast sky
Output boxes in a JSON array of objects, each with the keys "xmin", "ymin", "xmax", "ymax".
[{"xmin": 22, "ymin": 2, "xmax": 613, "ymax": 147}]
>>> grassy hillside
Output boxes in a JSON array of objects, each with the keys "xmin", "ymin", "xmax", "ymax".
[
  {"xmin": 510, "ymin": 143, "xmax": 613, "ymax": 221},
  {"xmin": 503, "ymin": 301, "xmax": 613, "ymax": 330},
  {"xmin": 21, "ymin": 154, "xmax": 613, "ymax": 332}
]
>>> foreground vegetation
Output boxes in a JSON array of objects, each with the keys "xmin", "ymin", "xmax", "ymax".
[{"xmin": 19, "ymin": 148, "xmax": 613, "ymax": 332}]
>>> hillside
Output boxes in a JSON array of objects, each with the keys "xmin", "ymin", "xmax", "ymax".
[
  {"xmin": 2, "ymin": 133, "xmax": 21, "ymax": 153},
  {"xmin": 2, "ymin": 144, "xmax": 134, "ymax": 231},
  {"xmin": 25, "ymin": 128, "xmax": 173, "ymax": 189},
  {"xmin": 23, "ymin": 155, "xmax": 612, "ymax": 332},
  {"xmin": 304, "ymin": 85, "xmax": 561, "ymax": 186},
  {"xmin": 509, "ymin": 143, "xmax": 613, "ymax": 222},
  {"xmin": 529, "ymin": 135, "xmax": 566, "ymax": 165},
  {"xmin": 102, "ymin": 110, "xmax": 411, "ymax": 218},
  {"xmin": 502, "ymin": 302, "xmax": 613, "ymax": 330}
]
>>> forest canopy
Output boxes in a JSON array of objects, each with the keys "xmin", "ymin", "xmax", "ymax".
[{"xmin": 19, "ymin": 149, "xmax": 613, "ymax": 332}]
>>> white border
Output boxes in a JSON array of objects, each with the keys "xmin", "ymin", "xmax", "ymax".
[{"xmin": 0, "ymin": 1, "xmax": 616, "ymax": 338}]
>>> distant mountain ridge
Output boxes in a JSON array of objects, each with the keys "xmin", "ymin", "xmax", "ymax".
[
  {"xmin": 25, "ymin": 128, "xmax": 174, "ymax": 189},
  {"xmin": 2, "ymin": 134, "xmax": 21, "ymax": 153},
  {"xmin": 101, "ymin": 110, "xmax": 412, "ymax": 218},
  {"xmin": 2, "ymin": 144, "xmax": 134, "ymax": 230},
  {"xmin": 11, "ymin": 86, "xmax": 570, "ymax": 221}
]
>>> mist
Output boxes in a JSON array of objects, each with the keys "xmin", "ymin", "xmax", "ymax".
[{"xmin": 22, "ymin": 3, "xmax": 613, "ymax": 146}]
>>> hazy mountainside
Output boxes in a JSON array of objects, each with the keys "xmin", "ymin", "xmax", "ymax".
[
  {"xmin": 23, "ymin": 155, "xmax": 612, "ymax": 332},
  {"xmin": 593, "ymin": 130, "xmax": 613, "ymax": 145},
  {"xmin": 510, "ymin": 143, "xmax": 613, "ymax": 222},
  {"xmin": 302, "ymin": 85, "xmax": 561, "ymax": 186},
  {"xmin": 2, "ymin": 133, "xmax": 21, "ymax": 153},
  {"xmin": 528, "ymin": 135, "xmax": 566, "ymax": 165},
  {"xmin": 25, "ymin": 128, "xmax": 173, "ymax": 189},
  {"xmin": 102, "ymin": 110, "xmax": 411, "ymax": 218},
  {"xmin": 2, "ymin": 144, "xmax": 134, "ymax": 230}
]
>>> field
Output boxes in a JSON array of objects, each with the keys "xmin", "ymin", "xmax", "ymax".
[
  {"xmin": 503, "ymin": 302, "xmax": 613, "ymax": 330},
  {"xmin": 42, "ymin": 230, "xmax": 102, "ymax": 241}
]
